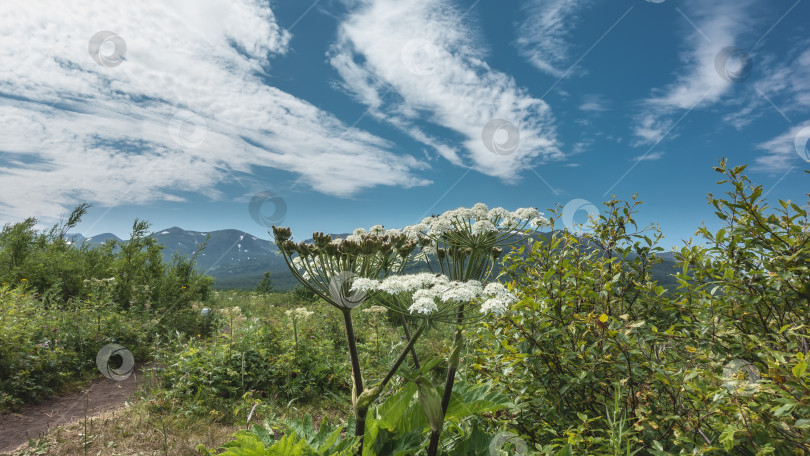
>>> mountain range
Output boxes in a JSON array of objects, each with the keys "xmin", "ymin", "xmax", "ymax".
[{"xmin": 69, "ymin": 227, "xmax": 681, "ymax": 291}]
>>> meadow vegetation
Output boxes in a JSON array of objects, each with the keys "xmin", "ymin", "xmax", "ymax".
[{"xmin": 0, "ymin": 161, "xmax": 807, "ymax": 455}]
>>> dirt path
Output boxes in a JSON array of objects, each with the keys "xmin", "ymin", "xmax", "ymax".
[{"xmin": 0, "ymin": 367, "xmax": 145, "ymax": 454}]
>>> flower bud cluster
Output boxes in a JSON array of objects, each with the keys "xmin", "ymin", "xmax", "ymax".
[{"xmin": 352, "ymin": 272, "xmax": 518, "ymax": 317}]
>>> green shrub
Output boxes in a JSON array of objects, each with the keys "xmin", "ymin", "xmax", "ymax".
[
  {"xmin": 473, "ymin": 161, "xmax": 809, "ymax": 454},
  {"xmin": 0, "ymin": 204, "xmax": 215, "ymax": 409}
]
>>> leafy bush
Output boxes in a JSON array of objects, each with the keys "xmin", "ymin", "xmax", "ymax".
[
  {"xmin": 0, "ymin": 283, "xmax": 155, "ymax": 410},
  {"xmin": 0, "ymin": 204, "xmax": 215, "ymax": 409},
  {"xmin": 147, "ymin": 305, "xmax": 352, "ymax": 420},
  {"xmin": 473, "ymin": 161, "xmax": 809, "ymax": 454},
  {"xmin": 0, "ymin": 205, "xmax": 213, "ymax": 312}
]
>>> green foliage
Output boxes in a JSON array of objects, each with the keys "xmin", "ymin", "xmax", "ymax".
[
  {"xmin": 0, "ymin": 204, "xmax": 215, "ymax": 409},
  {"xmin": 147, "ymin": 306, "xmax": 352, "ymax": 420},
  {"xmin": 291, "ymin": 285, "xmax": 318, "ymax": 304},
  {"xmin": 0, "ymin": 283, "xmax": 154, "ymax": 410},
  {"xmin": 0, "ymin": 206, "xmax": 213, "ymax": 312},
  {"xmin": 473, "ymin": 160, "xmax": 809, "ymax": 454},
  {"xmin": 256, "ymin": 271, "xmax": 274, "ymax": 294},
  {"xmin": 209, "ymin": 380, "xmax": 513, "ymax": 456},
  {"xmin": 197, "ymin": 415, "xmax": 360, "ymax": 456}
]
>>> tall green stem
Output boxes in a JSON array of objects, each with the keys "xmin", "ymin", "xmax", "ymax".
[
  {"xmin": 428, "ymin": 304, "xmax": 465, "ymax": 456},
  {"xmin": 379, "ymin": 324, "xmax": 425, "ymax": 389},
  {"xmin": 400, "ymin": 314, "xmax": 421, "ymax": 368},
  {"xmin": 342, "ymin": 309, "xmax": 366, "ymax": 442}
]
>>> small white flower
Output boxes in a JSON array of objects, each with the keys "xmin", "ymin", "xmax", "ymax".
[
  {"xmin": 351, "ymin": 278, "xmax": 380, "ymax": 292},
  {"xmin": 515, "ymin": 207, "xmax": 540, "ymax": 220},
  {"xmin": 480, "ymin": 297, "xmax": 510, "ymax": 317},
  {"xmin": 363, "ymin": 305, "xmax": 388, "ymax": 315},
  {"xmin": 403, "ymin": 223, "xmax": 428, "ymax": 240},
  {"xmin": 471, "ymin": 220, "xmax": 497, "ymax": 235},
  {"xmin": 440, "ymin": 280, "xmax": 483, "ymax": 303},
  {"xmin": 369, "ymin": 225, "xmax": 386, "ymax": 236},
  {"xmin": 487, "ymin": 207, "xmax": 510, "ymax": 221},
  {"xmin": 500, "ymin": 216, "xmax": 519, "ymax": 229},
  {"xmin": 447, "ymin": 207, "xmax": 474, "ymax": 220},
  {"xmin": 290, "ymin": 307, "xmax": 314, "ymax": 319},
  {"xmin": 529, "ymin": 217, "xmax": 551, "ymax": 229},
  {"xmin": 409, "ymin": 288, "xmax": 440, "ymax": 314},
  {"xmin": 471, "ymin": 203, "xmax": 489, "ymax": 220},
  {"xmin": 483, "ymin": 282, "xmax": 509, "ymax": 297},
  {"xmin": 428, "ymin": 217, "xmax": 455, "ymax": 237},
  {"xmin": 353, "ymin": 227, "xmax": 367, "ymax": 236}
]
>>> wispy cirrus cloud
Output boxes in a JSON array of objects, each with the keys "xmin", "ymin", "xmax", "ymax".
[
  {"xmin": 754, "ymin": 122, "xmax": 810, "ymax": 173},
  {"xmin": 579, "ymin": 94, "xmax": 610, "ymax": 113},
  {"xmin": 515, "ymin": 0, "xmax": 593, "ymax": 78},
  {"xmin": 0, "ymin": 0, "xmax": 429, "ymax": 223},
  {"xmin": 328, "ymin": 0, "xmax": 562, "ymax": 181},
  {"xmin": 724, "ymin": 43, "xmax": 810, "ymax": 129},
  {"xmin": 633, "ymin": 151, "xmax": 665, "ymax": 162},
  {"xmin": 632, "ymin": 0, "xmax": 756, "ymax": 145}
]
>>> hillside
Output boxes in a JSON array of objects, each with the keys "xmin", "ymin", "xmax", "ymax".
[{"xmin": 72, "ymin": 228, "xmax": 681, "ymax": 291}]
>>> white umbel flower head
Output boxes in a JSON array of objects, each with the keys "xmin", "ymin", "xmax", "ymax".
[
  {"xmin": 471, "ymin": 203, "xmax": 489, "ymax": 220},
  {"xmin": 529, "ymin": 217, "xmax": 551, "ymax": 229},
  {"xmin": 515, "ymin": 207, "xmax": 541, "ymax": 220},
  {"xmin": 471, "ymin": 220, "xmax": 497, "ymax": 235},
  {"xmin": 480, "ymin": 282, "xmax": 518, "ymax": 316},
  {"xmin": 285, "ymin": 307, "xmax": 314, "ymax": 319},
  {"xmin": 427, "ymin": 217, "xmax": 455, "ymax": 237},
  {"xmin": 487, "ymin": 207, "xmax": 510, "ymax": 221},
  {"xmin": 440, "ymin": 280, "xmax": 483, "ymax": 303},
  {"xmin": 480, "ymin": 297, "xmax": 511, "ymax": 317},
  {"xmin": 409, "ymin": 288, "xmax": 440, "ymax": 314},
  {"xmin": 403, "ymin": 223, "xmax": 428, "ymax": 241},
  {"xmin": 351, "ymin": 277, "xmax": 380, "ymax": 292},
  {"xmin": 369, "ymin": 225, "xmax": 386, "ymax": 236},
  {"xmin": 363, "ymin": 305, "xmax": 388, "ymax": 316}
]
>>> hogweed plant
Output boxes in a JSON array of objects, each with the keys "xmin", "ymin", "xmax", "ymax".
[
  {"xmin": 272, "ymin": 225, "xmax": 416, "ymax": 444},
  {"xmin": 351, "ymin": 272, "xmax": 518, "ymax": 454},
  {"xmin": 402, "ymin": 203, "xmax": 550, "ymax": 454},
  {"xmin": 285, "ymin": 307, "xmax": 313, "ymax": 359},
  {"xmin": 272, "ymin": 205, "xmax": 542, "ymax": 455}
]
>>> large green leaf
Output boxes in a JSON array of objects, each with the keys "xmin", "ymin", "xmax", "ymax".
[{"xmin": 444, "ymin": 382, "xmax": 511, "ymax": 422}]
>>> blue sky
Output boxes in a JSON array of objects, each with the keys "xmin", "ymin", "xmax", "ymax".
[{"xmin": 1, "ymin": 0, "xmax": 808, "ymax": 250}]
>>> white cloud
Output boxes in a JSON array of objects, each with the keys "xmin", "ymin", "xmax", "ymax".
[
  {"xmin": 515, "ymin": 0, "xmax": 592, "ymax": 78},
  {"xmin": 632, "ymin": 0, "xmax": 755, "ymax": 145},
  {"xmin": 632, "ymin": 114, "xmax": 674, "ymax": 147},
  {"xmin": 633, "ymin": 151, "xmax": 665, "ymax": 162},
  {"xmin": 0, "ymin": 0, "xmax": 429, "ymax": 223},
  {"xmin": 724, "ymin": 44, "xmax": 810, "ymax": 129},
  {"xmin": 754, "ymin": 122, "xmax": 810, "ymax": 173},
  {"xmin": 579, "ymin": 94, "xmax": 609, "ymax": 113},
  {"xmin": 328, "ymin": 0, "xmax": 562, "ymax": 181}
]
